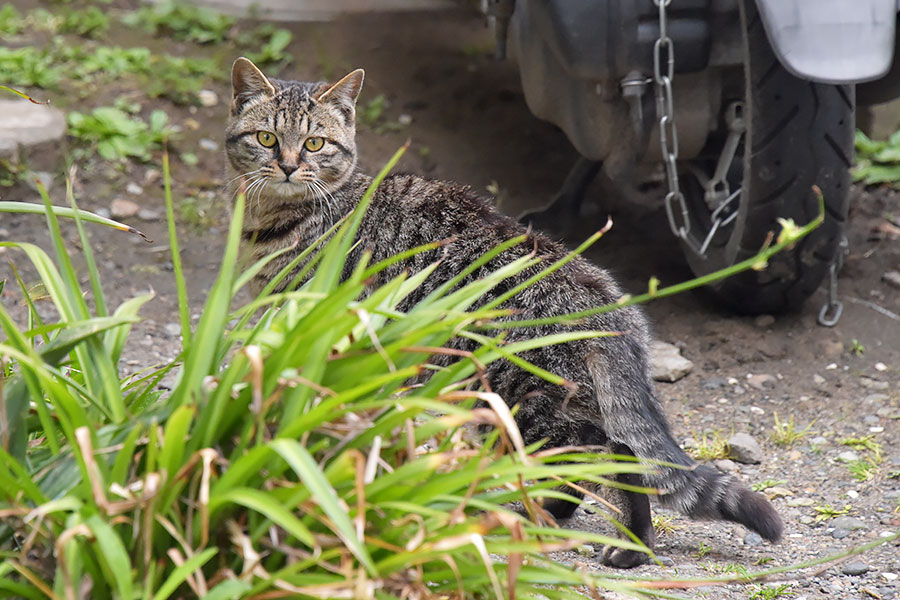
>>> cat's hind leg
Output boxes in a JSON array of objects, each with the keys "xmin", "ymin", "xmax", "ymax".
[{"xmin": 599, "ymin": 443, "xmax": 656, "ymax": 569}]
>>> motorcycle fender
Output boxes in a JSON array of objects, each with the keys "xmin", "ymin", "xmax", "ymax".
[{"xmin": 755, "ymin": 0, "xmax": 897, "ymax": 84}]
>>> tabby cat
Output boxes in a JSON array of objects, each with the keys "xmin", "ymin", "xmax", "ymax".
[{"xmin": 225, "ymin": 57, "xmax": 783, "ymax": 568}]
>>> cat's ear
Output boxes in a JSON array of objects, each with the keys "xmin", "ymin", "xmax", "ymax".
[
  {"xmin": 231, "ymin": 57, "xmax": 276, "ymax": 113},
  {"xmin": 314, "ymin": 69, "xmax": 365, "ymax": 106}
]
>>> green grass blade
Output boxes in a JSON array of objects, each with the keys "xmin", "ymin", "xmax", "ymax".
[
  {"xmin": 0, "ymin": 201, "xmax": 150, "ymax": 240},
  {"xmin": 162, "ymin": 149, "xmax": 192, "ymax": 347},
  {"xmin": 270, "ymin": 439, "xmax": 377, "ymax": 576},
  {"xmin": 66, "ymin": 175, "xmax": 108, "ymax": 317},
  {"xmin": 150, "ymin": 547, "xmax": 217, "ymax": 600},
  {"xmin": 212, "ymin": 487, "xmax": 315, "ymax": 548},
  {"xmin": 84, "ymin": 514, "xmax": 133, "ymax": 600}
]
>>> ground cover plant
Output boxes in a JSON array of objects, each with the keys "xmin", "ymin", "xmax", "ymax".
[{"xmin": 2, "ymin": 131, "xmax": 895, "ymax": 597}]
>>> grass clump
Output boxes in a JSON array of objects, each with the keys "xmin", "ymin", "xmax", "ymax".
[
  {"xmin": 847, "ymin": 459, "xmax": 879, "ymax": 482},
  {"xmin": 751, "ymin": 478, "xmax": 786, "ymax": 493},
  {"xmin": 854, "ymin": 129, "xmax": 900, "ymax": 187},
  {"xmin": 688, "ymin": 430, "xmax": 730, "ymax": 461},
  {"xmin": 122, "ymin": 0, "xmax": 235, "ymax": 44},
  {"xmin": 652, "ymin": 513, "xmax": 682, "ymax": 537},
  {"xmin": 840, "ymin": 435, "xmax": 883, "ymax": 462},
  {"xmin": 770, "ymin": 412, "xmax": 813, "ymax": 448},
  {"xmin": 0, "ymin": 47, "xmax": 61, "ymax": 88},
  {"xmin": 749, "ymin": 583, "xmax": 794, "ymax": 599},
  {"xmin": 67, "ymin": 107, "xmax": 177, "ymax": 161},
  {"xmin": 813, "ymin": 504, "xmax": 852, "ymax": 522}
]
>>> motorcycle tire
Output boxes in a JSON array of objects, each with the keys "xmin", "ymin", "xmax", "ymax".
[{"xmin": 681, "ymin": 0, "xmax": 854, "ymax": 314}]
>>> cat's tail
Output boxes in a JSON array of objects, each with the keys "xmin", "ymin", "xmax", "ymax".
[{"xmin": 587, "ymin": 347, "xmax": 783, "ymax": 543}]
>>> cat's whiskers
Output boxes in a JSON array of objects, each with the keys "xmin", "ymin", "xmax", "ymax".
[
  {"xmin": 225, "ymin": 168, "xmax": 265, "ymax": 192},
  {"xmin": 234, "ymin": 174, "xmax": 267, "ymax": 208}
]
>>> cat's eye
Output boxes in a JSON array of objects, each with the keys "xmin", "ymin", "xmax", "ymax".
[
  {"xmin": 304, "ymin": 137, "xmax": 325, "ymax": 152},
  {"xmin": 257, "ymin": 131, "xmax": 277, "ymax": 147}
]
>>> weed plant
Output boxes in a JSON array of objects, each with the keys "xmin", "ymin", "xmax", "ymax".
[{"xmin": 0, "ymin": 135, "xmax": 889, "ymax": 597}]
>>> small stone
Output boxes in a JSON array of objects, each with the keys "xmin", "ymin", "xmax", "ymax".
[
  {"xmin": 199, "ymin": 138, "xmax": 219, "ymax": 152},
  {"xmin": 882, "ymin": 573, "xmax": 898, "ymax": 582},
  {"xmin": 766, "ymin": 486, "xmax": 793, "ymax": 499},
  {"xmin": 728, "ymin": 433, "xmax": 763, "ymax": 464},
  {"xmin": 126, "ymin": 182, "xmax": 144, "ymax": 195},
  {"xmin": 0, "ymin": 227, "xmax": 9, "ymax": 238},
  {"xmin": 744, "ymin": 531, "xmax": 763, "ymax": 546},
  {"xmin": 649, "ymin": 341, "xmax": 694, "ymax": 382},
  {"xmin": 846, "ymin": 490, "xmax": 859, "ymax": 499},
  {"xmin": 164, "ymin": 323, "xmax": 181, "ymax": 337},
  {"xmin": 819, "ymin": 339, "xmax": 845, "ymax": 358},
  {"xmin": 749, "ymin": 405, "xmax": 765, "ymax": 415},
  {"xmin": 880, "ymin": 530, "xmax": 895, "ymax": 538},
  {"xmin": 701, "ymin": 376, "xmax": 728, "ymax": 390},
  {"xmin": 809, "ymin": 436, "xmax": 828, "ymax": 445},
  {"xmin": 837, "ymin": 450, "xmax": 860, "ymax": 462},
  {"xmin": 754, "ymin": 314, "xmax": 775, "ymax": 328},
  {"xmin": 860, "ymin": 377, "xmax": 889, "ymax": 390},
  {"xmin": 869, "ymin": 426, "xmax": 885, "ymax": 433},
  {"xmin": 198, "ymin": 89, "xmax": 219, "ymax": 107},
  {"xmin": 831, "ymin": 516, "xmax": 867, "ymax": 531},
  {"xmin": 864, "ymin": 415, "xmax": 880, "ymax": 425},
  {"xmin": 788, "ymin": 450, "xmax": 803, "ymax": 461},
  {"xmin": 875, "ymin": 362, "xmax": 888, "ymax": 371},
  {"xmin": 95, "ymin": 207, "xmax": 110, "ymax": 219},
  {"xmin": 110, "ymin": 198, "xmax": 140, "ymax": 219},
  {"xmin": 866, "ymin": 394, "xmax": 890, "ymax": 404},
  {"xmin": 883, "ymin": 271, "xmax": 900, "ymax": 290},
  {"xmin": 0, "ymin": 99, "xmax": 67, "ymax": 165},
  {"xmin": 397, "ymin": 113, "xmax": 413, "ymax": 126},
  {"xmin": 137, "ymin": 208, "xmax": 160, "ymax": 221},
  {"xmin": 733, "ymin": 385, "xmax": 746, "ymax": 395},
  {"xmin": 144, "ymin": 168, "xmax": 161, "ymax": 185},
  {"xmin": 682, "ymin": 437, "xmax": 698, "ymax": 449},
  {"xmin": 787, "ymin": 497, "xmax": 815, "ymax": 507},
  {"xmin": 832, "ymin": 528, "xmax": 851, "ymax": 539},
  {"xmin": 842, "ymin": 561, "xmax": 869, "ymax": 576},
  {"xmin": 813, "ymin": 374, "xmax": 826, "ymax": 385},
  {"xmin": 574, "ymin": 544, "xmax": 595, "ymax": 557},
  {"xmin": 656, "ymin": 556, "xmax": 674, "ymax": 566},
  {"xmin": 714, "ymin": 459, "xmax": 738, "ymax": 473},
  {"xmin": 26, "ymin": 170, "xmax": 54, "ymax": 192},
  {"xmin": 826, "ymin": 363, "xmax": 838, "ymax": 370},
  {"xmin": 747, "ymin": 373, "xmax": 777, "ymax": 390},
  {"xmin": 799, "ymin": 516, "xmax": 815, "ymax": 524}
]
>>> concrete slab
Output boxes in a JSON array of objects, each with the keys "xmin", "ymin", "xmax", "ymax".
[
  {"xmin": 0, "ymin": 99, "xmax": 67, "ymax": 169},
  {"xmin": 181, "ymin": 0, "xmax": 455, "ymax": 22}
]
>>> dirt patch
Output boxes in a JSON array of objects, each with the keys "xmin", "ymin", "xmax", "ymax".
[{"xmin": 1, "ymin": 4, "xmax": 898, "ymax": 598}]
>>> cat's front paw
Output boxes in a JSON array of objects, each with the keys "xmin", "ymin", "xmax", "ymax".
[{"xmin": 600, "ymin": 545, "xmax": 649, "ymax": 569}]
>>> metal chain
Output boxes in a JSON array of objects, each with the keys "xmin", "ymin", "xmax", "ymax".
[
  {"xmin": 653, "ymin": 0, "xmax": 699, "ymax": 254},
  {"xmin": 817, "ymin": 235, "xmax": 848, "ymax": 326}
]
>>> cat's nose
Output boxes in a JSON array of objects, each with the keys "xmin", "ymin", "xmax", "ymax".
[{"xmin": 279, "ymin": 163, "xmax": 299, "ymax": 177}]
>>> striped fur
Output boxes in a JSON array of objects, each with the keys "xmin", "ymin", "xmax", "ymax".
[{"xmin": 226, "ymin": 58, "xmax": 783, "ymax": 567}]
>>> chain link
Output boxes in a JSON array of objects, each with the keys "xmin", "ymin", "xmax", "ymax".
[{"xmin": 653, "ymin": 0, "xmax": 701, "ymax": 254}]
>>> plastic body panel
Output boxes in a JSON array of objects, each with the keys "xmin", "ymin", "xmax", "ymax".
[{"xmin": 755, "ymin": 0, "xmax": 897, "ymax": 84}]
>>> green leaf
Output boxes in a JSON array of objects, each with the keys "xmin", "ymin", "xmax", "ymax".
[
  {"xmin": 212, "ymin": 487, "xmax": 315, "ymax": 548},
  {"xmin": 270, "ymin": 439, "xmax": 377, "ymax": 576},
  {"xmin": 151, "ymin": 547, "xmax": 217, "ymax": 600},
  {"xmin": 84, "ymin": 514, "xmax": 133, "ymax": 600}
]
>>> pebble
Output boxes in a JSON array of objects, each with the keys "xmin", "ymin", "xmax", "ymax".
[
  {"xmin": 144, "ymin": 168, "xmax": 161, "ymax": 185},
  {"xmin": 842, "ymin": 560, "xmax": 869, "ymax": 576},
  {"xmin": 126, "ymin": 182, "xmax": 144, "ymax": 196},
  {"xmin": 110, "ymin": 198, "xmax": 140, "ymax": 219},
  {"xmin": 860, "ymin": 376, "xmax": 889, "ymax": 390},
  {"xmin": 846, "ymin": 490, "xmax": 859, "ymax": 499},
  {"xmin": 832, "ymin": 528, "xmax": 851, "ymax": 539},
  {"xmin": 754, "ymin": 314, "xmax": 775, "ymax": 328},
  {"xmin": 137, "ymin": 208, "xmax": 160, "ymax": 221},
  {"xmin": 799, "ymin": 515, "xmax": 815, "ymax": 524},
  {"xmin": 883, "ymin": 573, "xmax": 898, "ymax": 582},
  {"xmin": 701, "ymin": 376, "xmax": 728, "ymax": 390},
  {"xmin": 95, "ymin": 207, "xmax": 111, "ymax": 219},
  {"xmin": 831, "ymin": 516, "xmax": 867, "ymax": 531},
  {"xmin": 809, "ymin": 436, "xmax": 828, "ymax": 445},
  {"xmin": 198, "ymin": 89, "xmax": 219, "ymax": 107},
  {"xmin": 714, "ymin": 459, "xmax": 738, "ymax": 473},
  {"xmin": 649, "ymin": 341, "xmax": 694, "ymax": 382},
  {"xmin": 813, "ymin": 373, "xmax": 826, "ymax": 385},
  {"xmin": 0, "ymin": 227, "xmax": 9, "ymax": 238},
  {"xmin": 199, "ymin": 138, "xmax": 219, "ymax": 152},
  {"xmin": 733, "ymin": 385, "xmax": 746, "ymax": 395},
  {"xmin": 864, "ymin": 415, "xmax": 880, "ymax": 425},
  {"xmin": 744, "ymin": 531, "xmax": 763, "ymax": 546},
  {"xmin": 164, "ymin": 323, "xmax": 181, "ymax": 337},
  {"xmin": 26, "ymin": 170, "xmax": 54, "ymax": 192},
  {"xmin": 749, "ymin": 405, "xmax": 764, "ymax": 415},
  {"xmin": 728, "ymin": 432, "xmax": 763, "ymax": 464},
  {"xmin": 883, "ymin": 270, "xmax": 900, "ymax": 290},
  {"xmin": 837, "ymin": 450, "xmax": 860, "ymax": 462},
  {"xmin": 787, "ymin": 497, "xmax": 815, "ymax": 507},
  {"xmin": 656, "ymin": 556, "xmax": 674, "ymax": 566},
  {"xmin": 397, "ymin": 113, "xmax": 413, "ymax": 126},
  {"xmin": 747, "ymin": 373, "xmax": 777, "ymax": 390},
  {"xmin": 574, "ymin": 544, "xmax": 595, "ymax": 557},
  {"xmin": 874, "ymin": 362, "xmax": 888, "ymax": 371},
  {"xmin": 866, "ymin": 393, "xmax": 890, "ymax": 403}
]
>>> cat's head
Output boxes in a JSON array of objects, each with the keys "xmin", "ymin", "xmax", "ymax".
[{"xmin": 225, "ymin": 57, "xmax": 364, "ymax": 201}]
